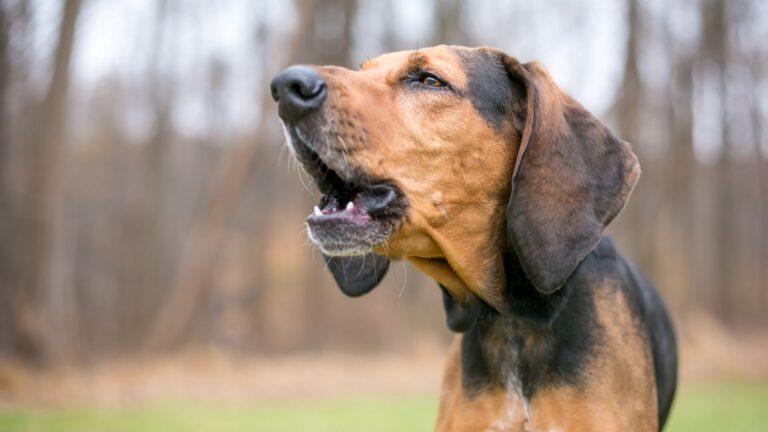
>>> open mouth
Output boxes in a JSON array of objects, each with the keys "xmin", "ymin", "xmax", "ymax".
[{"xmin": 285, "ymin": 126, "xmax": 407, "ymax": 256}]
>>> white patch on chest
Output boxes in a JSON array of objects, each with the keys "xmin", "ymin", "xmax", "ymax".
[{"xmin": 482, "ymin": 389, "xmax": 531, "ymax": 431}]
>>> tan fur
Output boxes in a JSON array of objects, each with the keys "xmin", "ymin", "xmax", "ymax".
[
  {"xmin": 524, "ymin": 285, "xmax": 657, "ymax": 432},
  {"xmin": 308, "ymin": 46, "xmax": 655, "ymax": 431},
  {"xmin": 434, "ymin": 285, "xmax": 657, "ymax": 432},
  {"xmin": 316, "ymin": 46, "xmax": 517, "ymax": 309},
  {"xmin": 436, "ymin": 337, "xmax": 529, "ymax": 431}
]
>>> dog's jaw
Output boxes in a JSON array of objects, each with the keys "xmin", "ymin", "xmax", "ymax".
[{"xmin": 281, "ymin": 122, "xmax": 408, "ymax": 257}]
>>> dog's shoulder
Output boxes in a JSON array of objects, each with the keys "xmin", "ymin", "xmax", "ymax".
[
  {"xmin": 571, "ymin": 236, "xmax": 678, "ymax": 426},
  {"xmin": 571, "ymin": 236, "xmax": 660, "ymax": 313}
]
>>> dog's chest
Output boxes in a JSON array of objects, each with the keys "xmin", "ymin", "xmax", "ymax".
[
  {"xmin": 473, "ymin": 331, "xmax": 537, "ymax": 431},
  {"xmin": 482, "ymin": 391, "xmax": 530, "ymax": 432}
]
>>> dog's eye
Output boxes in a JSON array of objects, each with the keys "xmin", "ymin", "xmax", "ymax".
[
  {"xmin": 421, "ymin": 75, "xmax": 445, "ymax": 88},
  {"xmin": 404, "ymin": 71, "xmax": 450, "ymax": 91}
]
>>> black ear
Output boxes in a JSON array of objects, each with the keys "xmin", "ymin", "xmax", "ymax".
[
  {"xmin": 503, "ymin": 58, "xmax": 641, "ymax": 294},
  {"xmin": 324, "ymin": 253, "xmax": 390, "ymax": 297},
  {"xmin": 440, "ymin": 285, "xmax": 482, "ymax": 332}
]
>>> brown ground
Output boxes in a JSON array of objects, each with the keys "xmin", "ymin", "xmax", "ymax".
[{"xmin": 0, "ymin": 311, "xmax": 766, "ymax": 408}]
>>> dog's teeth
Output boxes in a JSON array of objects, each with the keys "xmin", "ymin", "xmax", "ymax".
[
  {"xmin": 314, "ymin": 206, "xmax": 323, "ymax": 216},
  {"xmin": 346, "ymin": 201, "xmax": 354, "ymax": 211}
]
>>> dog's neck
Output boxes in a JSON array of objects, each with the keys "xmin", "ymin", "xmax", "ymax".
[{"xmin": 459, "ymin": 250, "xmax": 596, "ymax": 400}]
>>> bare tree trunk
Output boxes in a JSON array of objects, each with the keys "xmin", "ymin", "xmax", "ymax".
[
  {"xmin": 761, "ymin": 157, "xmax": 768, "ymax": 320},
  {"xmin": 298, "ymin": 0, "xmax": 356, "ymax": 66},
  {"xmin": 17, "ymin": 0, "xmax": 82, "ymax": 363},
  {"xmin": 751, "ymin": 55, "xmax": 768, "ymax": 320},
  {"xmin": 131, "ymin": 0, "xmax": 172, "ymax": 351},
  {"xmin": 0, "ymin": 1, "xmax": 17, "ymax": 356},
  {"xmin": 432, "ymin": 0, "xmax": 466, "ymax": 46},
  {"xmin": 733, "ymin": 5, "xmax": 765, "ymax": 325},
  {"xmin": 700, "ymin": 0, "xmax": 737, "ymax": 323},
  {"xmin": 660, "ymin": 16, "xmax": 697, "ymax": 311},
  {"xmin": 145, "ymin": 0, "xmax": 319, "ymax": 350},
  {"xmin": 613, "ymin": 0, "xmax": 658, "ymax": 276}
]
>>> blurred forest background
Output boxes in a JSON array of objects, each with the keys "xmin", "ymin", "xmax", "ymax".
[{"xmin": 0, "ymin": 0, "xmax": 766, "ymax": 401}]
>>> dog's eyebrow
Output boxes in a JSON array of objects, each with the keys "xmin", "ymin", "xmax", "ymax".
[
  {"xmin": 400, "ymin": 52, "xmax": 429, "ymax": 75},
  {"xmin": 386, "ymin": 52, "xmax": 431, "ymax": 84},
  {"xmin": 390, "ymin": 52, "xmax": 430, "ymax": 81},
  {"xmin": 407, "ymin": 52, "xmax": 428, "ymax": 68}
]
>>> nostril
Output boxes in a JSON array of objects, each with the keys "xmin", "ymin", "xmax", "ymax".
[
  {"xmin": 289, "ymin": 83, "xmax": 303, "ymax": 98},
  {"xmin": 292, "ymin": 80, "xmax": 325, "ymax": 101},
  {"xmin": 271, "ymin": 66, "xmax": 327, "ymax": 122}
]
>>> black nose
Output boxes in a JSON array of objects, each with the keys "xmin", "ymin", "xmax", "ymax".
[{"xmin": 270, "ymin": 66, "xmax": 327, "ymax": 123}]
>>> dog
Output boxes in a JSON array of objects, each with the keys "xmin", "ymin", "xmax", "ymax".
[{"xmin": 271, "ymin": 45, "xmax": 677, "ymax": 431}]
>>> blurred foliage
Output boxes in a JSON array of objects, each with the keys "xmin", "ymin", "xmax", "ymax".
[{"xmin": 0, "ymin": 0, "xmax": 765, "ymax": 365}]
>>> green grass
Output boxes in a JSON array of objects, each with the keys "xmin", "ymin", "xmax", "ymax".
[
  {"xmin": 665, "ymin": 382, "xmax": 768, "ymax": 432},
  {"xmin": 0, "ymin": 396, "xmax": 438, "ymax": 432},
  {"xmin": 1, "ymin": 383, "xmax": 766, "ymax": 431}
]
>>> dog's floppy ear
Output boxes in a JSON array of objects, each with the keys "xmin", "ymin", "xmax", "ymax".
[
  {"xmin": 324, "ymin": 253, "xmax": 389, "ymax": 297},
  {"xmin": 502, "ymin": 58, "xmax": 641, "ymax": 294}
]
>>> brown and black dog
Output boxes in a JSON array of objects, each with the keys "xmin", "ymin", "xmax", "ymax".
[{"xmin": 271, "ymin": 45, "xmax": 677, "ymax": 431}]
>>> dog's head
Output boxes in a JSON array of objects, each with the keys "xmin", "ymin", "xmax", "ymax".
[{"xmin": 271, "ymin": 45, "xmax": 639, "ymax": 322}]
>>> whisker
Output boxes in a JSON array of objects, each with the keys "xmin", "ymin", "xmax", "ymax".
[
  {"xmin": 352, "ymin": 39, "xmax": 371, "ymax": 64},
  {"xmin": 322, "ymin": 253, "xmax": 332, "ymax": 272},
  {"xmin": 337, "ymin": 135, "xmax": 350, "ymax": 172},
  {"xmin": 435, "ymin": 200, "xmax": 449, "ymax": 222},
  {"xmin": 398, "ymin": 260, "xmax": 408, "ymax": 299},
  {"xmin": 296, "ymin": 165, "xmax": 313, "ymax": 194}
]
